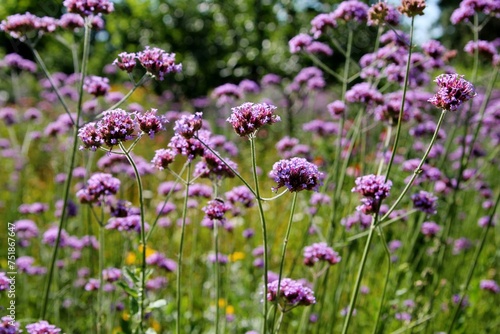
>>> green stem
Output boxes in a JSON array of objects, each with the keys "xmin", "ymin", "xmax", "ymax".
[
  {"xmin": 448, "ymin": 191, "xmax": 500, "ymax": 333},
  {"xmin": 40, "ymin": 19, "xmax": 92, "ymax": 320},
  {"xmin": 272, "ymin": 192, "xmax": 298, "ymax": 332},
  {"xmin": 214, "ymin": 216, "xmax": 220, "ymax": 334},
  {"xmin": 372, "ymin": 226, "xmax": 392, "ymax": 334},
  {"xmin": 176, "ymin": 163, "xmax": 191, "ymax": 334},
  {"xmin": 384, "ymin": 17, "xmax": 414, "ymax": 182},
  {"xmin": 120, "ymin": 142, "xmax": 147, "ymax": 333},
  {"xmin": 249, "ymin": 136, "xmax": 269, "ymax": 334},
  {"xmin": 380, "ymin": 110, "xmax": 448, "ymax": 223},
  {"xmin": 341, "ymin": 214, "xmax": 379, "ymax": 334},
  {"xmin": 97, "ymin": 225, "xmax": 105, "ymax": 334}
]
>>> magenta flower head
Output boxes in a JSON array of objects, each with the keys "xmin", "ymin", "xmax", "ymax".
[
  {"xmin": 0, "ymin": 12, "xmax": 57, "ymax": 40},
  {"xmin": 332, "ymin": 0, "xmax": 369, "ymax": 23},
  {"xmin": 152, "ymin": 148, "xmax": 176, "ymax": 170},
  {"xmin": 428, "ymin": 74, "xmax": 477, "ymax": 111},
  {"xmin": 76, "ymin": 173, "xmax": 120, "ymax": 204},
  {"xmin": 1, "ymin": 315, "xmax": 21, "ymax": 332},
  {"xmin": 137, "ymin": 46, "xmax": 182, "ymax": 81},
  {"xmin": 411, "ymin": 190, "xmax": 438, "ymax": 214},
  {"xmin": 352, "ymin": 174, "xmax": 392, "ymax": 214},
  {"xmin": 25, "ymin": 320, "xmax": 61, "ymax": 334},
  {"xmin": 289, "ymin": 33, "xmax": 313, "ymax": 54},
  {"xmin": 98, "ymin": 108, "xmax": 136, "ymax": 147},
  {"xmin": 421, "ymin": 221, "xmax": 441, "ymax": 237},
  {"xmin": 227, "ymin": 102, "xmax": 280, "ymax": 137},
  {"xmin": 202, "ymin": 198, "xmax": 230, "ymax": 227},
  {"xmin": 113, "ymin": 52, "xmax": 137, "ymax": 73},
  {"xmin": 267, "ymin": 278, "xmax": 316, "ymax": 309},
  {"xmin": 84, "ymin": 75, "xmax": 110, "ymax": 97},
  {"xmin": 303, "ymin": 242, "xmax": 341, "ymax": 267},
  {"xmin": 0, "ymin": 273, "xmax": 11, "ymax": 291},
  {"xmin": 173, "ymin": 112, "xmax": 203, "ymax": 138},
  {"xmin": 136, "ymin": 108, "xmax": 166, "ymax": 138},
  {"xmin": 270, "ymin": 157, "xmax": 323, "ymax": 193},
  {"xmin": 479, "ymin": 279, "xmax": 500, "ymax": 294},
  {"xmin": 63, "ymin": 0, "xmax": 114, "ymax": 16}
]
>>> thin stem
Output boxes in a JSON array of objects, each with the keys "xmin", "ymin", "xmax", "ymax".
[
  {"xmin": 307, "ymin": 53, "xmax": 343, "ymax": 82},
  {"xmin": 120, "ymin": 142, "xmax": 147, "ymax": 332},
  {"xmin": 176, "ymin": 163, "xmax": 192, "ymax": 334},
  {"xmin": 372, "ymin": 226, "xmax": 392, "ymax": 334},
  {"xmin": 250, "ymin": 136, "xmax": 269, "ymax": 334},
  {"xmin": 341, "ymin": 214, "xmax": 378, "ymax": 334},
  {"xmin": 272, "ymin": 192, "xmax": 298, "ymax": 331},
  {"xmin": 41, "ymin": 20, "xmax": 92, "ymax": 320},
  {"xmin": 448, "ymin": 191, "xmax": 500, "ymax": 333},
  {"xmin": 384, "ymin": 17, "xmax": 414, "ymax": 182},
  {"xmin": 97, "ymin": 224, "xmax": 105, "ymax": 334},
  {"xmin": 380, "ymin": 110, "xmax": 448, "ymax": 223},
  {"xmin": 214, "ymin": 217, "xmax": 220, "ymax": 334}
]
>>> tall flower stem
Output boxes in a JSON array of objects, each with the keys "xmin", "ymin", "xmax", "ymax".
[
  {"xmin": 271, "ymin": 192, "xmax": 298, "ymax": 332},
  {"xmin": 341, "ymin": 214, "xmax": 378, "ymax": 334},
  {"xmin": 120, "ymin": 142, "xmax": 147, "ymax": 332},
  {"xmin": 384, "ymin": 17, "xmax": 414, "ymax": 181},
  {"xmin": 176, "ymin": 163, "xmax": 191, "ymax": 334},
  {"xmin": 214, "ymin": 214, "xmax": 220, "ymax": 334},
  {"xmin": 380, "ymin": 110, "xmax": 448, "ymax": 223},
  {"xmin": 372, "ymin": 226, "xmax": 391, "ymax": 334},
  {"xmin": 41, "ymin": 19, "xmax": 92, "ymax": 320},
  {"xmin": 249, "ymin": 136, "xmax": 269, "ymax": 333},
  {"xmin": 97, "ymin": 224, "xmax": 105, "ymax": 334}
]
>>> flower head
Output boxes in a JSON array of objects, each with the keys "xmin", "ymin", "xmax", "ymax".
[
  {"xmin": 352, "ymin": 175, "xmax": 392, "ymax": 214},
  {"xmin": 25, "ymin": 320, "xmax": 61, "ymax": 334},
  {"xmin": 270, "ymin": 157, "xmax": 323, "ymax": 192},
  {"xmin": 267, "ymin": 278, "xmax": 316, "ymax": 308},
  {"xmin": 428, "ymin": 74, "xmax": 477, "ymax": 111},
  {"xmin": 0, "ymin": 12, "xmax": 57, "ymax": 40},
  {"xmin": 421, "ymin": 221, "xmax": 441, "ymax": 237},
  {"xmin": 98, "ymin": 108, "xmax": 136, "ymax": 147},
  {"xmin": 113, "ymin": 52, "xmax": 137, "ymax": 72},
  {"xmin": 173, "ymin": 112, "xmax": 203, "ymax": 138},
  {"xmin": 332, "ymin": 0, "xmax": 369, "ymax": 22},
  {"xmin": 84, "ymin": 75, "xmax": 110, "ymax": 97},
  {"xmin": 63, "ymin": 0, "xmax": 114, "ymax": 16},
  {"xmin": 480, "ymin": 279, "xmax": 500, "ymax": 293},
  {"xmin": 411, "ymin": 191, "xmax": 438, "ymax": 214},
  {"xmin": 76, "ymin": 173, "xmax": 120, "ymax": 204},
  {"xmin": 227, "ymin": 102, "xmax": 280, "ymax": 137},
  {"xmin": 136, "ymin": 108, "xmax": 166, "ymax": 138},
  {"xmin": 137, "ymin": 46, "xmax": 182, "ymax": 81},
  {"xmin": 303, "ymin": 242, "xmax": 341, "ymax": 266},
  {"xmin": 398, "ymin": 0, "xmax": 426, "ymax": 17},
  {"xmin": 152, "ymin": 148, "xmax": 176, "ymax": 170}
]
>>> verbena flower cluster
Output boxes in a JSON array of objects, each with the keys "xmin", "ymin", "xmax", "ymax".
[
  {"xmin": 227, "ymin": 102, "xmax": 280, "ymax": 137},
  {"xmin": 63, "ymin": 0, "xmax": 114, "ymax": 16},
  {"xmin": 352, "ymin": 174, "xmax": 392, "ymax": 214},
  {"xmin": 270, "ymin": 157, "xmax": 323, "ymax": 192},
  {"xmin": 428, "ymin": 74, "xmax": 477, "ymax": 111},
  {"xmin": 267, "ymin": 278, "xmax": 316, "ymax": 308},
  {"xmin": 76, "ymin": 173, "xmax": 120, "ymax": 204},
  {"xmin": 303, "ymin": 242, "xmax": 341, "ymax": 267}
]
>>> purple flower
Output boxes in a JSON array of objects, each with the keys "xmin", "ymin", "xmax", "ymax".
[
  {"xmin": 208, "ymin": 252, "xmax": 229, "ymax": 264},
  {"xmin": 212, "ymin": 83, "xmax": 242, "ymax": 106},
  {"xmin": 479, "ymin": 279, "xmax": 499, "ymax": 293},
  {"xmin": 157, "ymin": 181, "xmax": 183, "ymax": 195},
  {"xmin": 464, "ymin": 40, "xmax": 498, "ymax": 61},
  {"xmin": 137, "ymin": 46, "xmax": 182, "ymax": 81},
  {"xmin": 226, "ymin": 186, "xmax": 254, "ymax": 208},
  {"xmin": 194, "ymin": 151, "xmax": 238, "ymax": 180},
  {"xmin": 345, "ymin": 83, "xmax": 383, "ymax": 105},
  {"xmin": 0, "ymin": 12, "xmax": 57, "ymax": 40},
  {"xmin": 368, "ymin": 2, "xmax": 400, "ymax": 26},
  {"xmin": 42, "ymin": 226, "xmax": 69, "ymax": 247},
  {"xmin": 0, "ymin": 315, "xmax": 21, "ymax": 333},
  {"xmin": 102, "ymin": 267, "xmax": 121, "ymax": 283},
  {"xmin": 421, "ymin": 221, "xmax": 441, "ymax": 237},
  {"xmin": 77, "ymin": 173, "xmax": 120, "ymax": 204},
  {"xmin": 451, "ymin": 0, "xmax": 500, "ymax": 25},
  {"xmin": 63, "ymin": 0, "xmax": 114, "ymax": 16},
  {"xmin": 478, "ymin": 216, "xmax": 496, "ymax": 228},
  {"xmin": 83, "ymin": 75, "xmax": 110, "ymax": 96},
  {"xmin": 59, "ymin": 13, "xmax": 85, "ymax": 30},
  {"xmin": 398, "ymin": 0, "xmax": 426, "ymax": 17},
  {"xmin": 173, "ymin": 112, "xmax": 203, "ymax": 138},
  {"xmin": 261, "ymin": 74, "xmax": 282, "ymax": 86},
  {"xmin": 146, "ymin": 277, "xmax": 168, "ymax": 290},
  {"xmin": 106, "ymin": 215, "xmax": 149, "ymax": 233},
  {"xmin": 267, "ymin": 278, "xmax": 316, "ymax": 308},
  {"xmin": 411, "ymin": 191, "xmax": 438, "ymax": 214},
  {"xmin": 152, "ymin": 148, "xmax": 176, "ymax": 170},
  {"xmin": 201, "ymin": 199, "xmax": 230, "ymax": 229},
  {"xmin": 14, "ymin": 219, "xmax": 39, "ymax": 246},
  {"xmin": 332, "ymin": 0, "xmax": 369, "ymax": 22},
  {"xmin": 428, "ymin": 74, "xmax": 477, "ymax": 111},
  {"xmin": 188, "ymin": 184, "xmax": 213, "ymax": 198},
  {"xmin": 303, "ymin": 242, "xmax": 341, "ymax": 266},
  {"xmin": 270, "ymin": 157, "xmax": 323, "ymax": 193},
  {"xmin": 147, "ymin": 253, "xmax": 177, "ymax": 272},
  {"xmin": 289, "ymin": 33, "xmax": 313, "ymax": 53},
  {"xmin": 227, "ymin": 102, "xmax": 280, "ymax": 137},
  {"xmin": 0, "ymin": 53, "xmax": 37, "ymax": 72},
  {"xmin": 0, "ymin": 273, "xmax": 11, "ymax": 291},
  {"xmin": 239, "ymin": 79, "xmax": 260, "ymax": 94},
  {"xmin": 352, "ymin": 175, "xmax": 392, "ymax": 214},
  {"xmin": 310, "ymin": 13, "xmax": 337, "ymax": 38},
  {"xmin": 25, "ymin": 320, "xmax": 61, "ymax": 334},
  {"xmin": 327, "ymin": 100, "xmax": 346, "ymax": 118},
  {"xmin": 113, "ymin": 52, "xmax": 137, "ymax": 73},
  {"xmin": 395, "ymin": 312, "xmax": 412, "ymax": 322},
  {"xmin": 453, "ymin": 237, "xmax": 472, "ymax": 254},
  {"xmin": 136, "ymin": 108, "xmax": 166, "ymax": 138}
]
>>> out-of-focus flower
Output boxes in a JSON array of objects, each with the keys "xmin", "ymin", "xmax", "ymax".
[
  {"xmin": 303, "ymin": 242, "xmax": 341, "ymax": 266},
  {"xmin": 421, "ymin": 221, "xmax": 441, "ymax": 237},
  {"xmin": 267, "ymin": 278, "xmax": 316, "ymax": 308},
  {"xmin": 83, "ymin": 75, "xmax": 110, "ymax": 97},
  {"xmin": 76, "ymin": 173, "xmax": 120, "ymax": 204},
  {"xmin": 479, "ymin": 279, "xmax": 499, "ymax": 293},
  {"xmin": 136, "ymin": 46, "xmax": 182, "ymax": 81},
  {"xmin": 411, "ymin": 190, "xmax": 438, "ymax": 214},
  {"xmin": 63, "ymin": 0, "xmax": 114, "ymax": 16}
]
